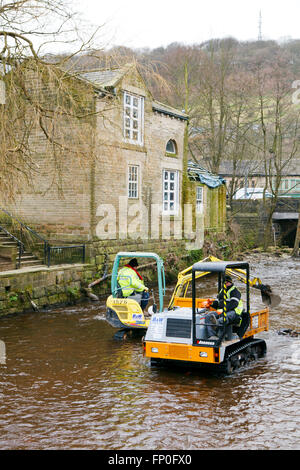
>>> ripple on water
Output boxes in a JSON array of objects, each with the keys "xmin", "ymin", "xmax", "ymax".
[{"xmin": 0, "ymin": 256, "xmax": 299, "ymax": 449}]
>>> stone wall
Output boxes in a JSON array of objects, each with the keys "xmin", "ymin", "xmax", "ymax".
[
  {"xmin": 0, "ymin": 237, "xmax": 194, "ymax": 317},
  {"xmin": 230, "ymin": 198, "xmax": 300, "ymax": 247},
  {"xmin": 229, "ymin": 199, "xmax": 272, "ymax": 245},
  {"xmin": 89, "ymin": 237, "xmax": 188, "ymax": 279},
  {"xmin": 0, "ymin": 264, "xmax": 93, "ymax": 317}
]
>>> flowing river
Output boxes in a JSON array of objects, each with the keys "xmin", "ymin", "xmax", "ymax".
[{"xmin": 0, "ymin": 254, "xmax": 299, "ymax": 450}]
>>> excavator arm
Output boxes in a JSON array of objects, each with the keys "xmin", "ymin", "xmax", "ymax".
[
  {"xmin": 220, "ymin": 261, "xmax": 281, "ymax": 307},
  {"xmin": 168, "ymin": 255, "xmax": 281, "ymax": 309}
]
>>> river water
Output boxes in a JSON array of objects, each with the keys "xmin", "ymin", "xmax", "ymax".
[{"xmin": 0, "ymin": 254, "xmax": 299, "ymax": 450}]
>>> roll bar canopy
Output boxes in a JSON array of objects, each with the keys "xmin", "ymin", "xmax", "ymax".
[
  {"xmin": 191, "ymin": 260, "xmax": 250, "ymax": 346},
  {"xmin": 192, "ymin": 261, "xmax": 250, "ymax": 273},
  {"xmin": 111, "ymin": 251, "xmax": 166, "ymax": 312}
]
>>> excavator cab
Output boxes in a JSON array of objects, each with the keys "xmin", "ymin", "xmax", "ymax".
[{"xmin": 106, "ymin": 251, "xmax": 166, "ymax": 337}]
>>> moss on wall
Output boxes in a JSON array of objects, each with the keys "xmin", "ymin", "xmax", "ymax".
[
  {"xmin": 0, "ymin": 265, "xmax": 91, "ymax": 316},
  {"xmin": 184, "ymin": 178, "xmax": 226, "ymax": 233}
]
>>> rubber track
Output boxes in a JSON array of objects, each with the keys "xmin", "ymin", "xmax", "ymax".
[{"xmin": 224, "ymin": 337, "xmax": 266, "ymax": 361}]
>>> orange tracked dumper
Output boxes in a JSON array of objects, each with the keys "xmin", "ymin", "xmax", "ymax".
[{"xmin": 144, "ymin": 260, "xmax": 273, "ymax": 374}]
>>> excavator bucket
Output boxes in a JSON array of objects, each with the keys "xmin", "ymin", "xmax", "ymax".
[{"xmin": 257, "ymin": 284, "xmax": 281, "ymax": 307}]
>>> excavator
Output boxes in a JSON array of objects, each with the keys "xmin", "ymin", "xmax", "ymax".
[
  {"xmin": 168, "ymin": 255, "xmax": 280, "ymax": 310},
  {"xmin": 144, "ymin": 256, "xmax": 281, "ymax": 374},
  {"xmin": 104, "ymin": 251, "xmax": 166, "ymax": 339}
]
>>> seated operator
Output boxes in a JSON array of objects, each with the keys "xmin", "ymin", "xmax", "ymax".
[
  {"xmin": 117, "ymin": 258, "xmax": 149, "ymax": 310},
  {"xmin": 205, "ymin": 274, "xmax": 243, "ymax": 339}
]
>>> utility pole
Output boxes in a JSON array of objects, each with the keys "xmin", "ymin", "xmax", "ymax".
[{"xmin": 258, "ymin": 10, "xmax": 262, "ymax": 41}]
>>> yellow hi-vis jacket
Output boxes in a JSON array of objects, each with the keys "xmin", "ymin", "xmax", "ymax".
[
  {"xmin": 223, "ymin": 285, "xmax": 243, "ymax": 316},
  {"xmin": 217, "ymin": 285, "xmax": 243, "ymax": 317},
  {"xmin": 117, "ymin": 266, "xmax": 146, "ymax": 297}
]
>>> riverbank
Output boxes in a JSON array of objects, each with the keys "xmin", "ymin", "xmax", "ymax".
[
  {"xmin": 0, "ymin": 248, "xmax": 196, "ymax": 317},
  {"xmin": 0, "ymin": 263, "xmax": 94, "ymax": 317},
  {"xmin": 0, "ymin": 245, "xmax": 298, "ymax": 318},
  {"xmin": 234, "ymin": 246, "xmax": 297, "ymax": 260}
]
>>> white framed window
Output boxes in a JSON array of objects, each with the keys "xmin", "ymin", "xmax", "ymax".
[
  {"xmin": 123, "ymin": 92, "xmax": 144, "ymax": 145},
  {"xmin": 196, "ymin": 186, "xmax": 204, "ymax": 213},
  {"xmin": 163, "ymin": 170, "xmax": 179, "ymax": 214},
  {"xmin": 128, "ymin": 165, "xmax": 139, "ymax": 199}
]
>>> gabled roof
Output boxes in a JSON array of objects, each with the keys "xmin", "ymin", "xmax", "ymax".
[
  {"xmin": 78, "ymin": 63, "xmax": 188, "ymax": 121},
  {"xmin": 152, "ymin": 100, "xmax": 188, "ymax": 121},
  {"xmin": 78, "ymin": 64, "xmax": 132, "ymax": 89},
  {"xmin": 188, "ymin": 160, "xmax": 225, "ymax": 188}
]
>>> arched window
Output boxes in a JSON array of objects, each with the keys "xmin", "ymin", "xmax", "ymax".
[{"xmin": 166, "ymin": 139, "xmax": 177, "ymax": 155}]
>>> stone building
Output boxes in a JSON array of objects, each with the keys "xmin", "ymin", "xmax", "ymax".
[{"xmin": 1, "ymin": 63, "xmax": 226, "ymax": 268}]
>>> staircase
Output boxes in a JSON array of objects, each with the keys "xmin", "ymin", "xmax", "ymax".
[
  {"xmin": 0, "ymin": 229, "xmax": 44, "ymax": 270},
  {"xmin": 0, "ymin": 207, "xmax": 86, "ymax": 271}
]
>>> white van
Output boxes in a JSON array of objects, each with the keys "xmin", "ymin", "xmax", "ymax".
[{"xmin": 233, "ymin": 187, "xmax": 273, "ymax": 200}]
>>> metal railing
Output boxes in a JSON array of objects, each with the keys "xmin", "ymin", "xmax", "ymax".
[
  {"xmin": 46, "ymin": 245, "xmax": 86, "ymax": 267},
  {"xmin": 0, "ymin": 207, "xmax": 86, "ymax": 268}
]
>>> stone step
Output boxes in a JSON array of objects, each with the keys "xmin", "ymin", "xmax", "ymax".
[
  {"xmin": 19, "ymin": 259, "xmax": 43, "ymax": 266},
  {"xmin": 0, "ymin": 232, "xmax": 15, "ymax": 237},
  {"xmin": 20, "ymin": 254, "xmax": 40, "ymax": 260},
  {"xmin": 0, "ymin": 228, "xmax": 45, "ymax": 270}
]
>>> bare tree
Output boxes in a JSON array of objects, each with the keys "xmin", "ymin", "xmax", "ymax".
[
  {"xmin": 291, "ymin": 209, "xmax": 300, "ymax": 257},
  {"xmin": 221, "ymin": 69, "xmax": 259, "ymax": 203},
  {"xmin": 252, "ymin": 53, "xmax": 300, "ymax": 249},
  {"xmin": 190, "ymin": 40, "xmax": 237, "ymax": 174},
  {"xmin": 0, "ymin": 0, "xmax": 99, "ymax": 61},
  {"xmin": 0, "ymin": 0, "xmax": 102, "ymax": 199}
]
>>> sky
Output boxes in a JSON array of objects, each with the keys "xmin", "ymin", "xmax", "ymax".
[{"xmin": 74, "ymin": 0, "xmax": 300, "ymax": 50}]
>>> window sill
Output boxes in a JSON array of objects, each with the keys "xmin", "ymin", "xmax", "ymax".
[
  {"xmin": 165, "ymin": 152, "xmax": 178, "ymax": 159},
  {"xmin": 162, "ymin": 213, "xmax": 180, "ymax": 219},
  {"xmin": 122, "ymin": 141, "xmax": 147, "ymax": 153}
]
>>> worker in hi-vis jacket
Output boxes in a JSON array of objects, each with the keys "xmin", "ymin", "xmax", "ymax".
[{"xmin": 117, "ymin": 258, "xmax": 149, "ymax": 310}]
